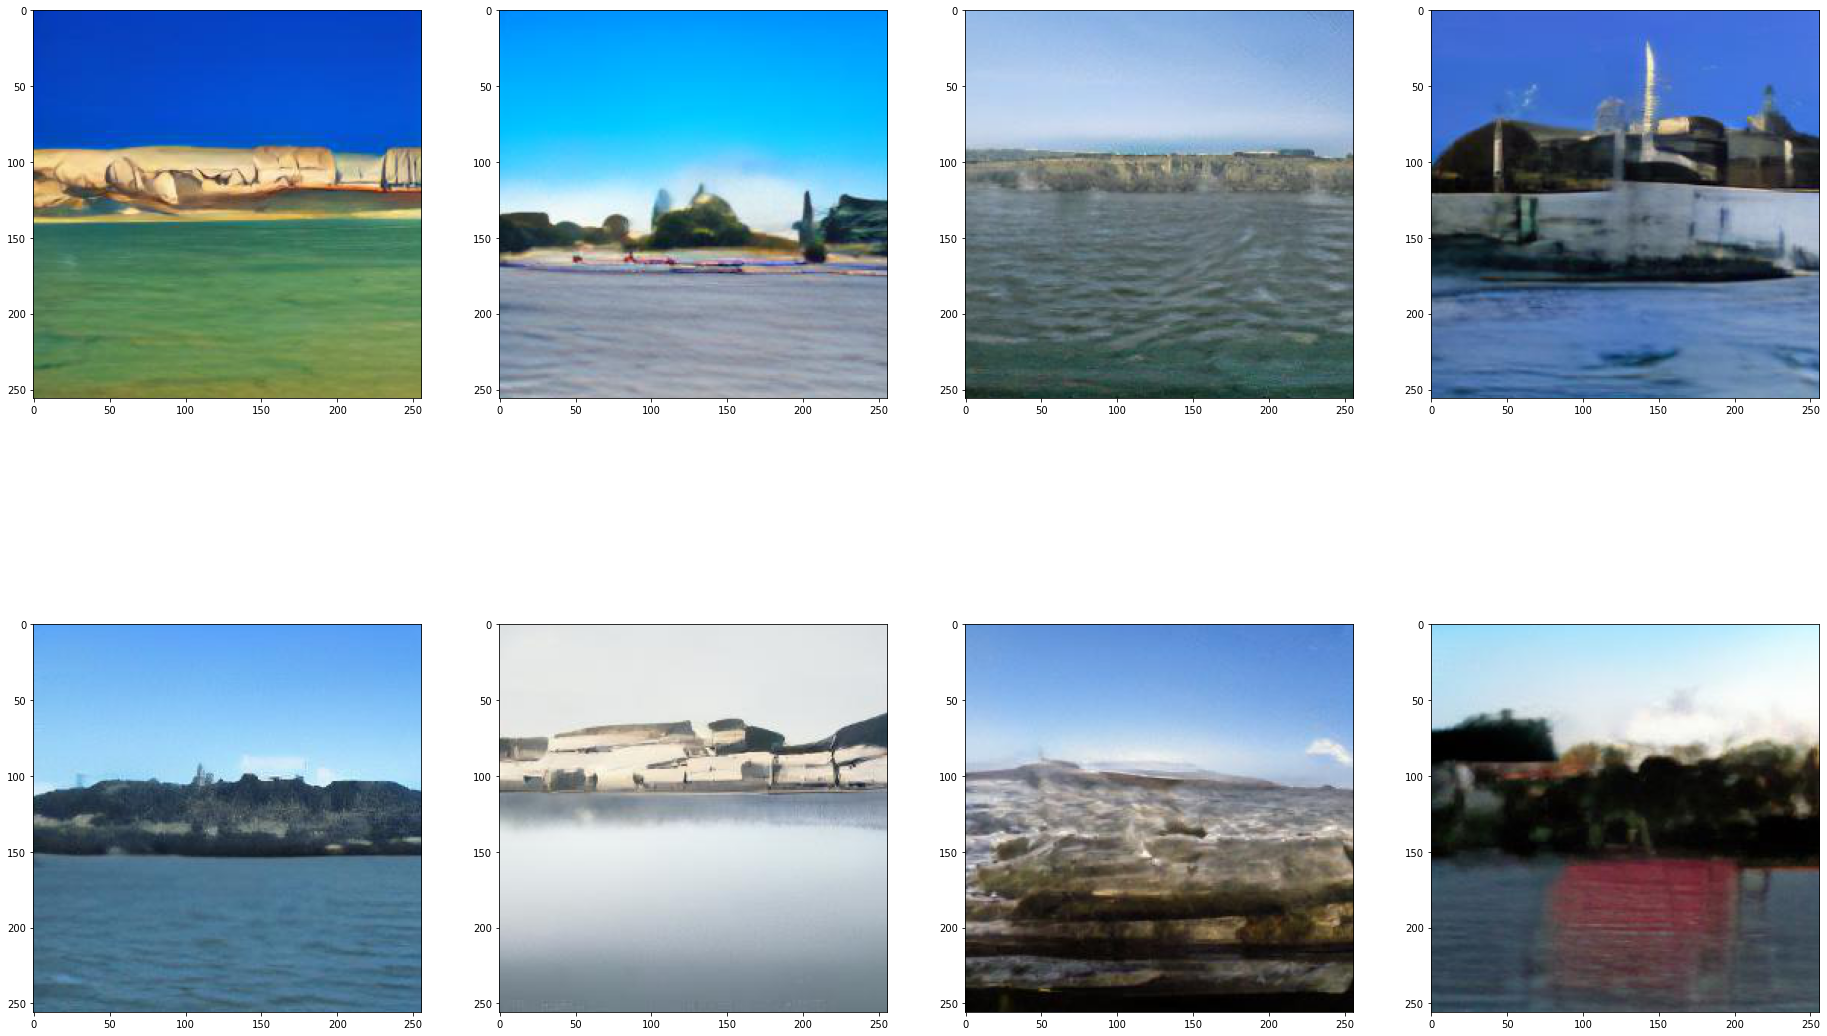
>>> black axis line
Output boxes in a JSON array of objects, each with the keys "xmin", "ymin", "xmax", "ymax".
[
  {"xmin": 492, "ymin": 9, "xmax": 890, "ymax": 404},
  {"xmin": 492, "ymin": 623, "xmax": 889, "ymax": 1017},
  {"xmin": 1425, "ymin": 8, "xmax": 1822, "ymax": 401},
  {"xmin": 27, "ymin": 622, "xmax": 427, "ymax": 1017},
  {"xmin": 1427, "ymin": 622, "xmax": 1823, "ymax": 1017},
  {"xmin": 28, "ymin": 11, "xmax": 426, "ymax": 404},
  {"xmin": 501, "ymin": 396, "xmax": 888, "ymax": 402}
]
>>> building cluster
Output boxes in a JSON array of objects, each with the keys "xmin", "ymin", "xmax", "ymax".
[
  {"xmin": 1435, "ymin": 44, "xmax": 1818, "ymax": 193},
  {"xmin": 499, "ymin": 716, "xmax": 888, "ymax": 793}
]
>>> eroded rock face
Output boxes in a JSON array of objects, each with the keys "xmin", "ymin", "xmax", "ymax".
[
  {"xmin": 965, "ymin": 763, "xmax": 1352, "ymax": 1005},
  {"xmin": 33, "ymin": 145, "xmax": 422, "ymax": 212}
]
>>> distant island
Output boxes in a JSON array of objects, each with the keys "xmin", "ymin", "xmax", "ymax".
[
  {"xmin": 965, "ymin": 149, "xmax": 1353, "ymax": 194},
  {"xmin": 34, "ymin": 146, "xmax": 423, "ymax": 218},
  {"xmin": 500, "ymin": 183, "xmax": 888, "ymax": 260},
  {"xmin": 501, "ymin": 713, "xmax": 887, "ymax": 793},
  {"xmin": 33, "ymin": 771, "xmax": 421, "ymax": 856}
]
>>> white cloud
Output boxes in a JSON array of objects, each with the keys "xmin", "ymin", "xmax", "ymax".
[
  {"xmin": 314, "ymin": 767, "xmax": 339, "ymax": 786},
  {"xmin": 1305, "ymin": 738, "xmax": 1352, "ymax": 766},
  {"xmin": 239, "ymin": 755, "xmax": 307, "ymax": 779}
]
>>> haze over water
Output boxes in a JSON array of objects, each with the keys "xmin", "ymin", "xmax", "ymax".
[{"xmin": 500, "ymin": 791, "xmax": 887, "ymax": 1013}]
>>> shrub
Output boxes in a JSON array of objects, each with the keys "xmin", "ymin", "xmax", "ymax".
[{"xmin": 804, "ymin": 241, "xmax": 828, "ymax": 264}]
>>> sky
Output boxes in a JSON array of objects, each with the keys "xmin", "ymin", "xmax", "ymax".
[
  {"xmin": 965, "ymin": 11, "xmax": 1352, "ymax": 156},
  {"xmin": 500, "ymin": 11, "xmax": 888, "ymax": 232},
  {"xmin": 965, "ymin": 625, "xmax": 1353, "ymax": 788},
  {"xmin": 1432, "ymin": 11, "xmax": 1820, "ymax": 159},
  {"xmin": 499, "ymin": 625, "xmax": 886, "ymax": 744},
  {"xmin": 1432, "ymin": 625, "xmax": 1819, "ymax": 754},
  {"xmin": 34, "ymin": 11, "xmax": 422, "ymax": 152},
  {"xmin": 33, "ymin": 625, "xmax": 422, "ymax": 793}
]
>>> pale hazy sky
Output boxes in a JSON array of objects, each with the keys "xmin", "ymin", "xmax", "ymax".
[
  {"xmin": 499, "ymin": 625, "xmax": 886, "ymax": 744},
  {"xmin": 1433, "ymin": 625, "xmax": 1819, "ymax": 752}
]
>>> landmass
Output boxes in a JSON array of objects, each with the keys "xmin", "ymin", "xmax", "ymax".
[
  {"xmin": 33, "ymin": 145, "xmax": 423, "ymax": 218},
  {"xmin": 966, "ymin": 761, "xmax": 1353, "ymax": 1012},
  {"xmin": 501, "ymin": 713, "xmax": 887, "ymax": 792},
  {"xmin": 965, "ymin": 150, "xmax": 1353, "ymax": 194},
  {"xmin": 499, "ymin": 183, "xmax": 889, "ymax": 269},
  {"xmin": 33, "ymin": 773, "xmax": 422, "ymax": 856}
]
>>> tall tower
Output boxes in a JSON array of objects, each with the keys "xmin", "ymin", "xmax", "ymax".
[{"xmin": 1641, "ymin": 42, "xmax": 1659, "ymax": 160}]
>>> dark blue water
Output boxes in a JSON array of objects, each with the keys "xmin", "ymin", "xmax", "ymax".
[
  {"xmin": 1432, "ymin": 272, "xmax": 1820, "ymax": 398},
  {"xmin": 1433, "ymin": 856, "xmax": 1819, "ymax": 1013},
  {"xmin": 34, "ymin": 855, "xmax": 422, "ymax": 1013},
  {"xmin": 500, "ymin": 791, "xmax": 887, "ymax": 1013}
]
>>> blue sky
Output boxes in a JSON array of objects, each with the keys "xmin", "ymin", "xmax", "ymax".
[
  {"xmin": 501, "ymin": 11, "xmax": 888, "ymax": 231},
  {"xmin": 34, "ymin": 625, "xmax": 421, "ymax": 793},
  {"xmin": 966, "ymin": 625, "xmax": 1353, "ymax": 787},
  {"xmin": 966, "ymin": 11, "xmax": 1352, "ymax": 156},
  {"xmin": 34, "ymin": 11, "xmax": 421, "ymax": 152},
  {"xmin": 1433, "ymin": 11, "xmax": 1819, "ymax": 159},
  {"xmin": 1433, "ymin": 625, "xmax": 1818, "ymax": 753}
]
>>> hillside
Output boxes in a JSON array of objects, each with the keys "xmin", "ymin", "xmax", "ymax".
[{"xmin": 33, "ymin": 775, "xmax": 422, "ymax": 856}]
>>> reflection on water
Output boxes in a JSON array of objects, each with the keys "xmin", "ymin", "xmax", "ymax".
[
  {"xmin": 965, "ymin": 188, "xmax": 1353, "ymax": 398},
  {"xmin": 1431, "ymin": 272, "xmax": 1820, "ymax": 399},
  {"xmin": 1434, "ymin": 856, "xmax": 1819, "ymax": 1012},
  {"xmin": 500, "ymin": 791, "xmax": 887, "ymax": 1013}
]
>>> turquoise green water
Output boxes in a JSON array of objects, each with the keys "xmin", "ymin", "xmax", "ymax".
[{"xmin": 34, "ymin": 219, "xmax": 421, "ymax": 398}]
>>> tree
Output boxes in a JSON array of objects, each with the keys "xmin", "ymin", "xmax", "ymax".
[
  {"xmin": 796, "ymin": 191, "xmax": 817, "ymax": 248},
  {"xmin": 604, "ymin": 214, "xmax": 631, "ymax": 242}
]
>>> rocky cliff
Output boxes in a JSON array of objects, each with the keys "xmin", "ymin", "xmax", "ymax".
[
  {"xmin": 34, "ymin": 145, "xmax": 423, "ymax": 213},
  {"xmin": 33, "ymin": 775, "xmax": 421, "ymax": 856},
  {"xmin": 502, "ymin": 713, "xmax": 887, "ymax": 792},
  {"xmin": 966, "ymin": 154, "xmax": 1353, "ymax": 195}
]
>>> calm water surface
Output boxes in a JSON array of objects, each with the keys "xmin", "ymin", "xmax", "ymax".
[
  {"xmin": 499, "ymin": 269, "xmax": 888, "ymax": 398},
  {"xmin": 1433, "ymin": 857, "xmax": 1819, "ymax": 1012},
  {"xmin": 34, "ymin": 855, "xmax": 422, "ymax": 1012},
  {"xmin": 500, "ymin": 791, "xmax": 887, "ymax": 1013},
  {"xmin": 1432, "ymin": 272, "xmax": 1819, "ymax": 398},
  {"xmin": 34, "ymin": 219, "xmax": 422, "ymax": 399},
  {"xmin": 965, "ymin": 188, "xmax": 1353, "ymax": 398}
]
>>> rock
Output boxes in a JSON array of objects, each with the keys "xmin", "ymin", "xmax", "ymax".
[
  {"xmin": 965, "ymin": 762, "xmax": 1351, "ymax": 1002},
  {"xmin": 381, "ymin": 147, "xmax": 421, "ymax": 190},
  {"xmin": 33, "ymin": 145, "xmax": 420, "ymax": 212}
]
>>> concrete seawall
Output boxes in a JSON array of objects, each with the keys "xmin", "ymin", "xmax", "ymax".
[{"xmin": 1433, "ymin": 182, "xmax": 1819, "ymax": 272}]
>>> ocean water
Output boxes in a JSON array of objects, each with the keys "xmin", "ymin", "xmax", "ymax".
[
  {"xmin": 33, "ymin": 855, "xmax": 422, "ymax": 1013},
  {"xmin": 965, "ymin": 188, "xmax": 1353, "ymax": 398},
  {"xmin": 33, "ymin": 219, "xmax": 422, "ymax": 399},
  {"xmin": 500, "ymin": 791, "xmax": 887, "ymax": 1013},
  {"xmin": 498, "ymin": 268, "xmax": 888, "ymax": 398},
  {"xmin": 1433, "ymin": 857, "xmax": 1819, "ymax": 1012},
  {"xmin": 1431, "ymin": 272, "xmax": 1820, "ymax": 398}
]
